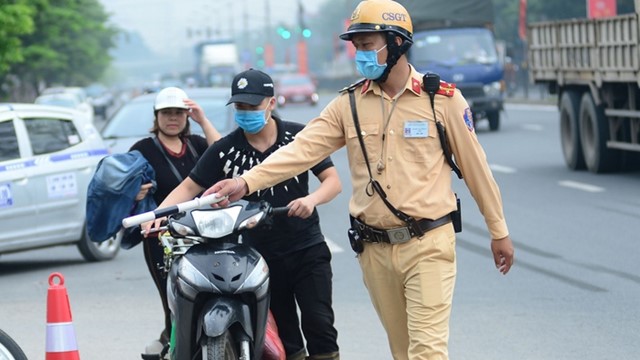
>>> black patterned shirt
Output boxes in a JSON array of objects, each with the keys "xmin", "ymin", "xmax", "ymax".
[{"xmin": 189, "ymin": 116, "xmax": 334, "ymax": 259}]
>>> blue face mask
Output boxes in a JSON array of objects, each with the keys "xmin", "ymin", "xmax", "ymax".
[
  {"xmin": 355, "ymin": 45, "xmax": 388, "ymax": 80},
  {"xmin": 235, "ymin": 109, "xmax": 267, "ymax": 134}
]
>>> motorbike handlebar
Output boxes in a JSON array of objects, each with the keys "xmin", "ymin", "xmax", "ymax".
[
  {"xmin": 122, "ymin": 194, "xmax": 227, "ymax": 228},
  {"xmin": 141, "ymin": 225, "xmax": 168, "ymax": 236},
  {"xmin": 270, "ymin": 206, "xmax": 290, "ymax": 217}
]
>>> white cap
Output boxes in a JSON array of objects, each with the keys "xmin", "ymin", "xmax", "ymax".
[{"xmin": 154, "ymin": 87, "xmax": 189, "ymax": 110}]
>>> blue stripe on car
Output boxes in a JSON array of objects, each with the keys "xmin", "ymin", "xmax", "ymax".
[
  {"xmin": 0, "ymin": 149, "xmax": 109, "ymax": 173},
  {"xmin": 49, "ymin": 148, "xmax": 109, "ymax": 162}
]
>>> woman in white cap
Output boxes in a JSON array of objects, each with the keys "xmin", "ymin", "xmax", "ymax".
[{"xmin": 129, "ymin": 86, "xmax": 221, "ymax": 355}]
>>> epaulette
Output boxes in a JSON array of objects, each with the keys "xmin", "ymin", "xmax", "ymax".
[
  {"xmin": 339, "ymin": 78, "xmax": 368, "ymax": 94},
  {"xmin": 436, "ymin": 80, "xmax": 456, "ymax": 97}
]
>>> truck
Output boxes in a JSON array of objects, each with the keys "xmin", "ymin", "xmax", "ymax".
[
  {"xmin": 528, "ymin": 0, "xmax": 640, "ymax": 173},
  {"xmin": 397, "ymin": 0, "xmax": 505, "ymax": 131},
  {"xmin": 194, "ymin": 39, "xmax": 241, "ymax": 87}
]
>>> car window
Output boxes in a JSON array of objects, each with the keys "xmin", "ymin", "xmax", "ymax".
[
  {"xmin": 102, "ymin": 94, "xmax": 233, "ymax": 138},
  {"xmin": 68, "ymin": 88, "xmax": 88, "ymax": 102},
  {"xmin": 194, "ymin": 97, "xmax": 233, "ymax": 134},
  {"xmin": 280, "ymin": 76, "xmax": 312, "ymax": 86},
  {"xmin": 35, "ymin": 95, "xmax": 80, "ymax": 109},
  {"xmin": 0, "ymin": 120, "xmax": 20, "ymax": 161},
  {"xmin": 85, "ymin": 84, "xmax": 107, "ymax": 97},
  {"xmin": 24, "ymin": 118, "xmax": 81, "ymax": 155},
  {"xmin": 101, "ymin": 101, "xmax": 155, "ymax": 138},
  {"xmin": 42, "ymin": 87, "xmax": 86, "ymax": 103}
]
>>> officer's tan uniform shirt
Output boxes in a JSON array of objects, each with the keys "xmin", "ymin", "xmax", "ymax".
[{"xmin": 242, "ymin": 65, "xmax": 509, "ymax": 240}]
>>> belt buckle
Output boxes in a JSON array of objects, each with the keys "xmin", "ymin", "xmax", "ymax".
[{"xmin": 386, "ymin": 227, "xmax": 412, "ymax": 244}]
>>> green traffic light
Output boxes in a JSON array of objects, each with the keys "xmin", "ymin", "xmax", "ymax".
[
  {"xmin": 302, "ymin": 29, "xmax": 312, "ymax": 38},
  {"xmin": 277, "ymin": 26, "xmax": 292, "ymax": 39},
  {"xmin": 256, "ymin": 46, "xmax": 264, "ymax": 54}
]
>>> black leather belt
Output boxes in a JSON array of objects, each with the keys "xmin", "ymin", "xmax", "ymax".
[{"xmin": 350, "ymin": 214, "xmax": 452, "ymax": 244}]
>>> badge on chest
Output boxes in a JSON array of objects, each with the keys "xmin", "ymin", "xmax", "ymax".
[{"xmin": 403, "ymin": 121, "xmax": 428, "ymax": 138}]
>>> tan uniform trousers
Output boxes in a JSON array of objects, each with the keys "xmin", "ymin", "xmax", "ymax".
[{"xmin": 358, "ymin": 223, "xmax": 457, "ymax": 360}]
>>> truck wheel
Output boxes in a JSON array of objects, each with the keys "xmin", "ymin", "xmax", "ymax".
[
  {"xmin": 487, "ymin": 111, "xmax": 500, "ymax": 131},
  {"xmin": 559, "ymin": 91, "xmax": 586, "ymax": 170},
  {"xmin": 579, "ymin": 93, "xmax": 621, "ymax": 173},
  {"xmin": 77, "ymin": 224, "xmax": 120, "ymax": 262}
]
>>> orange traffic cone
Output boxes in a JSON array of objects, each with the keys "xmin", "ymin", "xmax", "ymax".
[{"xmin": 45, "ymin": 272, "xmax": 80, "ymax": 360}]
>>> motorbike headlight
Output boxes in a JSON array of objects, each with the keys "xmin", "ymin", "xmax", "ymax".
[
  {"xmin": 191, "ymin": 206, "xmax": 242, "ymax": 238},
  {"xmin": 483, "ymin": 81, "xmax": 503, "ymax": 98}
]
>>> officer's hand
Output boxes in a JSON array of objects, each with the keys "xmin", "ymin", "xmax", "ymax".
[
  {"xmin": 287, "ymin": 197, "xmax": 315, "ymax": 219},
  {"xmin": 203, "ymin": 177, "xmax": 248, "ymax": 207},
  {"xmin": 491, "ymin": 236, "xmax": 514, "ymax": 275}
]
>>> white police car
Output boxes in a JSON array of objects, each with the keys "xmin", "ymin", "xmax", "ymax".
[{"xmin": 0, "ymin": 104, "xmax": 120, "ymax": 261}]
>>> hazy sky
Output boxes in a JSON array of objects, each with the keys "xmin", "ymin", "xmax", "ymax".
[{"xmin": 100, "ymin": 0, "xmax": 329, "ymax": 54}]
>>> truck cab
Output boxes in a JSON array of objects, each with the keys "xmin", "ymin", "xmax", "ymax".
[
  {"xmin": 194, "ymin": 40, "xmax": 240, "ymax": 87},
  {"xmin": 410, "ymin": 27, "xmax": 504, "ymax": 131}
]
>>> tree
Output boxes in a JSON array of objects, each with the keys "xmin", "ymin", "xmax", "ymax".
[
  {"xmin": 0, "ymin": 1, "xmax": 34, "ymax": 75},
  {"xmin": 10, "ymin": 0, "xmax": 119, "ymax": 92}
]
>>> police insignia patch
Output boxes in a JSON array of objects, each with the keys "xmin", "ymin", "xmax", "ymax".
[
  {"xmin": 361, "ymin": 80, "xmax": 371, "ymax": 94},
  {"xmin": 411, "ymin": 77, "xmax": 421, "ymax": 94},
  {"xmin": 463, "ymin": 107, "xmax": 474, "ymax": 131}
]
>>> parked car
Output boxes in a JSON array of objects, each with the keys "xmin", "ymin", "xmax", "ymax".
[
  {"xmin": 100, "ymin": 87, "xmax": 236, "ymax": 154},
  {"xmin": 41, "ymin": 86, "xmax": 89, "ymax": 103},
  {"xmin": 35, "ymin": 92, "xmax": 94, "ymax": 123},
  {"xmin": 40, "ymin": 86, "xmax": 94, "ymax": 122},
  {"xmin": 275, "ymin": 73, "xmax": 319, "ymax": 107},
  {"xmin": 0, "ymin": 104, "xmax": 119, "ymax": 261},
  {"xmin": 84, "ymin": 83, "xmax": 114, "ymax": 119}
]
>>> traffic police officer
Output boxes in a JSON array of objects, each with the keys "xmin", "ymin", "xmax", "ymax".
[{"xmin": 204, "ymin": 1, "xmax": 515, "ymax": 359}]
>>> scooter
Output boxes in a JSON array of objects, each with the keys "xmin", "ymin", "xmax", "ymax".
[
  {"xmin": 0, "ymin": 329, "xmax": 28, "ymax": 360},
  {"xmin": 123, "ymin": 195, "xmax": 287, "ymax": 360}
]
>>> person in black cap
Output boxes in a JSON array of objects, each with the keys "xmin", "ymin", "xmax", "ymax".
[{"xmin": 149, "ymin": 69, "xmax": 342, "ymax": 360}]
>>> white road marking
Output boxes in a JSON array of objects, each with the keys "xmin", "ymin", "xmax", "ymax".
[
  {"xmin": 504, "ymin": 103, "xmax": 557, "ymax": 112},
  {"xmin": 325, "ymin": 237, "xmax": 345, "ymax": 253},
  {"xmin": 558, "ymin": 180, "xmax": 605, "ymax": 193},
  {"xmin": 522, "ymin": 123, "xmax": 544, "ymax": 131},
  {"xmin": 489, "ymin": 164, "xmax": 517, "ymax": 174}
]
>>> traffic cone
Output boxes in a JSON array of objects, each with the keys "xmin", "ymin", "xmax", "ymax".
[{"xmin": 45, "ymin": 272, "xmax": 80, "ymax": 360}]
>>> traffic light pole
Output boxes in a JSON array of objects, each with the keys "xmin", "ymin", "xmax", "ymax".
[
  {"xmin": 297, "ymin": 0, "xmax": 308, "ymax": 74},
  {"xmin": 264, "ymin": 0, "xmax": 274, "ymax": 68}
]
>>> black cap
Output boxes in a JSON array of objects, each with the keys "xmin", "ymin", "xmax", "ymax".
[{"xmin": 227, "ymin": 68, "xmax": 275, "ymax": 106}]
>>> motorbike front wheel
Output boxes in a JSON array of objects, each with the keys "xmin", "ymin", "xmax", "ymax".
[
  {"xmin": 203, "ymin": 331, "xmax": 238, "ymax": 360},
  {"xmin": 0, "ymin": 329, "xmax": 28, "ymax": 360}
]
